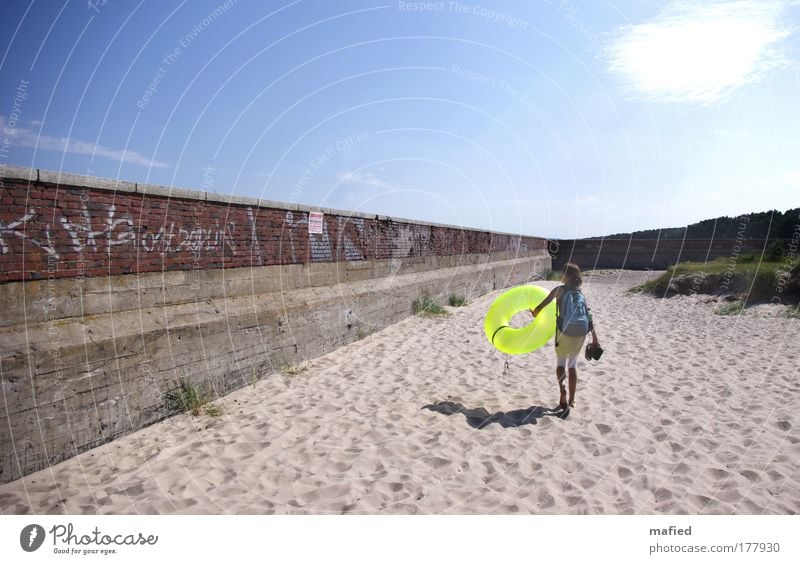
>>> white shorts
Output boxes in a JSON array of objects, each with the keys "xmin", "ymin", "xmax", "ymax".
[{"xmin": 555, "ymin": 333, "xmax": 585, "ymax": 369}]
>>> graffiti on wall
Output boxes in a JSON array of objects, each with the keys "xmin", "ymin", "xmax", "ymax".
[
  {"xmin": 0, "ymin": 180, "xmax": 543, "ymax": 282},
  {"xmin": 0, "ymin": 208, "xmax": 60, "ymax": 257},
  {"xmin": 284, "ymin": 211, "xmax": 367, "ymax": 263},
  {"xmin": 1, "ymin": 203, "xmax": 238, "ymax": 258},
  {"xmin": 1, "ymin": 203, "xmax": 388, "ymax": 266}
]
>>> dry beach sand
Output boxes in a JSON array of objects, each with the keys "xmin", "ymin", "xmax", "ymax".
[{"xmin": 1, "ymin": 270, "xmax": 798, "ymax": 514}]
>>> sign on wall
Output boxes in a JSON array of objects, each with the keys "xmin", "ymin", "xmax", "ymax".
[{"xmin": 308, "ymin": 212, "xmax": 324, "ymax": 234}]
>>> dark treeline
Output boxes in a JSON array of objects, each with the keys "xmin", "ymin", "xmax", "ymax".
[{"xmin": 599, "ymin": 208, "xmax": 800, "ymax": 240}]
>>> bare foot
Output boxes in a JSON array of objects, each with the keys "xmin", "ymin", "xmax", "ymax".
[
  {"xmin": 568, "ymin": 399, "xmax": 576, "ymax": 408},
  {"xmin": 559, "ymin": 390, "xmax": 568, "ymax": 410}
]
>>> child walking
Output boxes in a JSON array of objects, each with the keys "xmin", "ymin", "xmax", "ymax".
[{"xmin": 530, "ymin": 263, "xmax": 599, "ymax": 410}]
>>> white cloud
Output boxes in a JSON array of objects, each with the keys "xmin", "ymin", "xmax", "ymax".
[
  {"xmin": 0, "ymin": 117, "xmax": 167, "ymax": 168},
  {"xmin": 337, "ymin": 170, "xmax": 399, "ymax": 190},
  {"xmin": 605, "ymin": 1, "xmax": 793, "ymax": 104}
]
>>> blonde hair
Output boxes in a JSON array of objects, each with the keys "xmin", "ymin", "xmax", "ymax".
[{"xmin": 561, "ymin": 262, "xmax": 582, "ymax": 287}]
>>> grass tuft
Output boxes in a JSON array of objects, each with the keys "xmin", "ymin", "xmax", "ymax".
[
  {"xmin": 280, "ymin": 360, "xmax": 307, "ymax": 376},
  {"xmin": 448, "ymin": 294, "xmax": 468, "ymax": 307},
  {"xmin": 714, "ymin": 301, "xmax": 744, "ymax": 316},
  {"xmin": 412, "ymin": 294, "xmax": 448, "ymax": 316},
  {"xmin": 202, "ymin": 403, "xmax": 224, "ymax": 417},
  {"xmin": 164, "ymin": 379, "xmax": 221, "ymax": 417}
]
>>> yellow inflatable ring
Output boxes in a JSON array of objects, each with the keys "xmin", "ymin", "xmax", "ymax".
[{"xmin": 484, "ymin": 285, "xmax": 556, "ymax": 355}]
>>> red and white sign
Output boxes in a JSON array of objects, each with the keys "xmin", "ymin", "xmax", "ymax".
[{"xmin": 308, "ymin": 212, "xmax": 324, "ymax": 234}]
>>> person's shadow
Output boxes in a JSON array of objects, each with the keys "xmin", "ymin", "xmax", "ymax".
[{"xmin": 422, "ymin": 401, "xmax": 568, "ymax": 429}]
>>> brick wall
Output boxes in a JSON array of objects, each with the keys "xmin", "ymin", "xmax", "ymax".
[{"xmin": 0, "ymin": 168, "xmax": 545, "ymax": 283}]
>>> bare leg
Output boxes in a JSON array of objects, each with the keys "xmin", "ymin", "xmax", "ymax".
[
  {"xmin": 568, "ymin": 367, "xmax": 577, "ymax": 407},
  {"xmin": 556, "ymin": 366, "xmax": 567, "ymax": 409}
]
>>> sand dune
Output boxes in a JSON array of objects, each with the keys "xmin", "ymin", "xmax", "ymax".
[{"xmin": 1, "ymin": 270, "xmax": 798, "ymax": 514}]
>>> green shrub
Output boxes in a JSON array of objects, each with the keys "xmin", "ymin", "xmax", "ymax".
[
  {"xmin": 448, "ymin": 294, "xmax": 468, "ymax": 307},
  {"xmin": 777, "ymin": 258, "xmax": 800, "ymax": 300},
  {"xmin": 765, "ymin": 240, "xmax": 785, "ymax": 262},
  {"xmin": 714, "ymin": 301, "xmax": 743, "ymax": 315},
  {"xmin": 546, "ymin": 270, "xmax": 562, "ymax": 281},
  {"xmin": 630, "ymin": 256, "xmax": 800, "ymax": 303},
  {"xmin": 412, "ymin": 294, "xmax": 448, "ymax": 316}
]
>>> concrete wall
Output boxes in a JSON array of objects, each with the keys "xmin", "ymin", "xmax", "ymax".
[
  {"xmin": 550, "ymin": 238, "xmax": 771, "ymax": 271},
  {"xmin": 0, "ymin": 167, "xmax": 550, "ymax": 484}
]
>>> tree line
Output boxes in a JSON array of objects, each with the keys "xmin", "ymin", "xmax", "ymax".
[{"xmin": 601, "ymin": 207, "xmax": 800, "ymax": 240}]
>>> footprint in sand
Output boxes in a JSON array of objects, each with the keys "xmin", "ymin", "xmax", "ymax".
[
  {"xmin": 0, "ymin": 493, "xmax": 21, "ymax": 506},
  {"xmin": 426, "ymin": 457, "xmax": 451, "ymax": 470},
  {"xmin": 566, "ymin": 495, "xmax": 584, "ymax": 507},
  {"xmin": 527, "ymin": 461, "xmax": 543, "ymax": 473},
  {"xmin": 122, "ymin": 483, "xmax": 146, "ymax": 497},
  {"xmin": 330, "ymin": 461, "xmax": 352, "ymax": 473},
  {"xmin": 617, "ymin": 466, "xmax": 633, "ymax": 480},
  {"xmin": 705, "ymin": 467, "xmax": 731, "ymax": 481},
  {"xmin": 653, "ymin": 487, "xmax": 673, "ymax": 502},
  {"xmin": 688, "ymin": 494, "xmax": 714, "ymax": 511},
  {"xmin": 739, "ymin": 470, "xmax": 760, "ymax": 482},
  {"xmin": 299, "ymin": 483, "xmax": 350, "ymax": 504},
  {"xmin": 766, "ymin": 470, "xmax": 784, "ymax": 481},
  {"xmin": 595, "ymin": 423, "xmax": 612, "ymax": 435},
  {"xmin": 537, "ymin": 491, "xmax": 555, "ymax": 509}
]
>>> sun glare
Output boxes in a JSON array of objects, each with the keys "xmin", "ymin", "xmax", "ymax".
[{"xmin": 607, "ymin": 1, "xmax": 791, "ymax": 104}]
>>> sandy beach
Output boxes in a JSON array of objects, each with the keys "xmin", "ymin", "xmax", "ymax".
[{"xmin": 1, "ymin": 270, "xmax": 798, "ymax": 515}]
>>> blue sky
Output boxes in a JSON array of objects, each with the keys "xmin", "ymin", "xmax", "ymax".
[{"xmin": 1, "ymin": 0, "xmax": 798, "ymax": 238}]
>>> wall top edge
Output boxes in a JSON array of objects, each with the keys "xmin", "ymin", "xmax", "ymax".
[
  {"xmin": 1, "ymin": 165, "xmax": 546, "ymax": 241},
  {"xmin": 554, "ymin": 238, "xmax": 776, "ymax": 242}
]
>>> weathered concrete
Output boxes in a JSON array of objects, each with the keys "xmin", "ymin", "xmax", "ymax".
[
  {"xmin": 0, "ymin": 256, "xmax": 547, "ymax": 484},
  {"xmin": 0, "ymin": 250, "xmax": 538, "ymax": 328}
]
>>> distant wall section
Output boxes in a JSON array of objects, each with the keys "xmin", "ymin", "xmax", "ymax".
[{"xmin": 550, "ymin": 238, "xmax": 771, "ymax": 271}]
